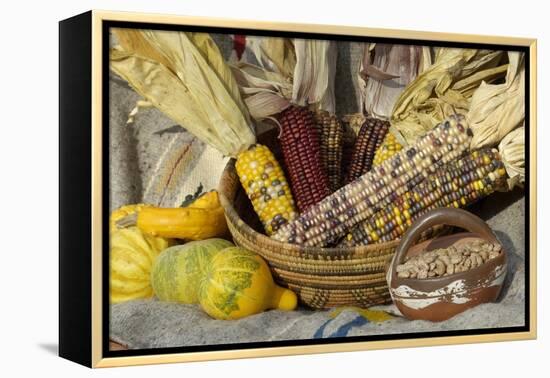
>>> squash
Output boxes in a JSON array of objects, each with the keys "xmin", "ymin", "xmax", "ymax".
[
  {"xmin": 184, "ymin": 190, "xmax": 221, "ymax": 209},
  {"xmin": 109, "ymin": 203, "xmax": 150, "ymax": 233},
  {"xmin": 150, "ymin": 238, "xmax": 234, "ymax": 304},
  {"xmin": 198, "ymin": 247, "xmax": 297, "ymax": 320},
  {"xmin": 110, "ymin": 226, "xmax": 172, "ymax": 303},
  {"xmin": 135, "ymin": 191, "xmax": 229, "ymax": 240}
]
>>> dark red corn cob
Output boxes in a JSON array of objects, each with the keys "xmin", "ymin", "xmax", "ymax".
[
  {"xmin": 279, "ymin": 106, "xmax": 331, "ymax": 213},
  {"xmin": 314, "ymin": 111, "xmax": 344, "ymax": 192},
  {"xmin": 345, "ymin": 117, "xmax": 390, "ymax": 184}
]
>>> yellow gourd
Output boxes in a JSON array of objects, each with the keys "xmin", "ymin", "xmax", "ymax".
[
  {"xmin": 136, "ymin": 191, "xmax": 229, "ymax": 240},
  {"xmin": 109, "ymin": 203, "xmax": 150, "ymax": 233},
  {"xmin": 150, "ymin": 238, "xmax": 234, "ymax": 304},
  {"xmin": 198, "ymin": 247, "xmax": 297, "ymax": 320},
  {"xmin": 110, "ymin": 227, "xmax": 172, "ymax": 303},
  {"xmin": 185, "ymin": 190, "xmax": 221, "ymax": 209}
]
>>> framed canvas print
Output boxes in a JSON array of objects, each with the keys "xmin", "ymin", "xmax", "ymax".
[{"xmin": 59, "ymin": 10, "xmax": 537, "ymax": 368}]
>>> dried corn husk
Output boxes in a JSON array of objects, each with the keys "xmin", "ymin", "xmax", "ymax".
[
  {"xmin": 292, "ymin": 39, "xmax": 338, "ymax": 114},
  {"xmin": 110, "ymin": 29, "xmax": 255, "ymax": 157},
  {"xmin": 469, "ymin": 52, "xmax": 525, "ymax": 149},
  {"xmin": 390, "ymin": 48, "xmax": 507, "ymax": 145},
  {"xmin": 341, "ymin": 113, "xmax": 367, "ymax": 137},
  {"xmin": 247, "ymin": 36, "xmax": 296, "ymax": 79},
  {"xmin": 232, "ymin": 37, "xmax": 338, "ymax": 121},
  {"xmin": 498, "ymin": 125, "xmax": 525, "ymax": 190},
  {"xmin": 359, "ymin": 43, "xmax": 431, "ymax": 120},
  {"xmin": 231, "ymin": 61, "xmax": 293, "ymax": 120}
]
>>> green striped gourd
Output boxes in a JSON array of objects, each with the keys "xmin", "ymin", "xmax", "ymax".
[{"xmin": 150, "ymin": 238, "xmax": 233, "ymax": 303}]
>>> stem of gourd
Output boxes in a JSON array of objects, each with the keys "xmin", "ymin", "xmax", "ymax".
[{"xmin": 116, "ymin": 213, "xmax": 138, "ymax": 229}]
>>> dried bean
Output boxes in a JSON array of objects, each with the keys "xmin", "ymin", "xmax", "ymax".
[
  {"xmin": 439, "ymin": 255, "xmax": 451, "ymax": 266},
  {"xmin": 396, "ymin": 264, "xmax": 408, "ymax": 273},
  {"xmin": 423, "ymin": 252, "xmax": 437, "ymax": 263},
  {"xmin": 480, "ymin": 250, "xmax": 489, "ymax": 261},
  {"xmin": 434, "ymin": 259, "xmax": 446, "ymax": 276},
  {"xmin": 446, "ymin": 264, "xmax": 455, "ymax": 275},
  {"xmin": 417, "ymin": 260, "xmax": 429, "ymax": 271},
  {"xmin": 451, "ymin": 255, "xmax": 462, "ymax": 264},
  {"xmin": 475, "ymin": 254, "xmax": 484, "ymax": 266}
]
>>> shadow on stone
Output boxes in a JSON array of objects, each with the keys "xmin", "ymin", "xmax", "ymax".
[
  {"xmin": 494, "ymin": 230, "xmax": 522, "ymax": 302},
  {"xmin": 469, "ymin": 188, "xmax": 524, "ymax": 222}
]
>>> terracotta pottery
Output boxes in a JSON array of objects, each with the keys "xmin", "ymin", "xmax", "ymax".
[{"xmin": 387, "ymin": 208, "xmax": 507, "ymax": 322}]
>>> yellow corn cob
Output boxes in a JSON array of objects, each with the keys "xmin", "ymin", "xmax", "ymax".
[
  {"xmin": 373, "ymin": 132, "xmax": 403, "ymax": 166},
  {"xmin": 236, "ymin": 144, "xmax": 298, "ymax": 235}
]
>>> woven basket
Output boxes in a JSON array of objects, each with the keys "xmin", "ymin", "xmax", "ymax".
[
  {"xmin": 218, "ymin": 159, "xmax": 399, "ymax": 309},
  {"xmin": 217, "ymin": 128, "xmax": 404, "ymax": 309}
]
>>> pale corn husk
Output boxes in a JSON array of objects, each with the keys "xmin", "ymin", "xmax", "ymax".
[
  {"xmin": 292, "ymin": 39, "xmax": 338, "ymax": 114},
  {"xmin": 359, "ymin": 43, "xmax": 431, "ymax": 120},
  {"xmin": 469, "ymin": 52, "xmax": 525, "ymax": 149},
  {"xmin": 498, "ymin": 125, "xmax": 525, "ymax": 190},
  {"xmin": 110, "ymin": 29, "xmax": 255, "ymax": 157},
  {"xmin": 232, "ymin": 37, "xmax": 338, "ymax": 121},
  {"xmin": 341, "ymin": 113, "xmax": 367, "ymax": 137},
  {"xmin": 247, "ymin": 36, "xmax": 296, "ymax": 79},
  {"xmin": 390, "ymin": 48, "xmax": 507, "ymax": 145},
  {"xmin": 231, "ymin": 61, "xmax": 293, "ymax": 120},
  {"xmin": 419, "ymin": 46, "xmax": 433, "ymax": 73}
]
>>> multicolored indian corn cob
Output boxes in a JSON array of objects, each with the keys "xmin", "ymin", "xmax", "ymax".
[
  {"xmin": 373, "ymin": 132, "xmax": 403, "ymax": 166},
  {"xmin": 272, "ymin": 114, "xmax": 473, "ymax": 247},
  {"xmin": 345, "ymin": 117, "xmax": 390, "ymax": 184},
  {"xmin": 236, "ymin": 144, "xmax": 298, "ymax": 235},
  {"xmin": 279, "ymin": 106, "xmax": 331, "ymax": 213},
  {"xmin": 314, "ymin": 111, "xmax": 344, "ymax": 192},
  {"xmin": 341, "ymin": 148, "xmax": 507, "ymax": 246}
]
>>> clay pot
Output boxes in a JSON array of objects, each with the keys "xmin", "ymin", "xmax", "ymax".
[{"xmin": 387, "ymin": 208, "xmax": 507, "ymax": 322}]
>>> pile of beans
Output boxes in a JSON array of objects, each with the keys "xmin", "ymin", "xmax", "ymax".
[{"xmin": 396, "ymin": 239, "xmax": 502, "ymax": 279}]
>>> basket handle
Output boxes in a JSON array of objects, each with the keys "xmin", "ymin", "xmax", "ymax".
[{"xmin": 390, "ymin": 208, "xmax": 499, "ymax": 281}]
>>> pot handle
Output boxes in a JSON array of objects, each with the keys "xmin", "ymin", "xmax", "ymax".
[{"xmin": 390, "ymin": 208, "xmax": 499, "ymax": 281}]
